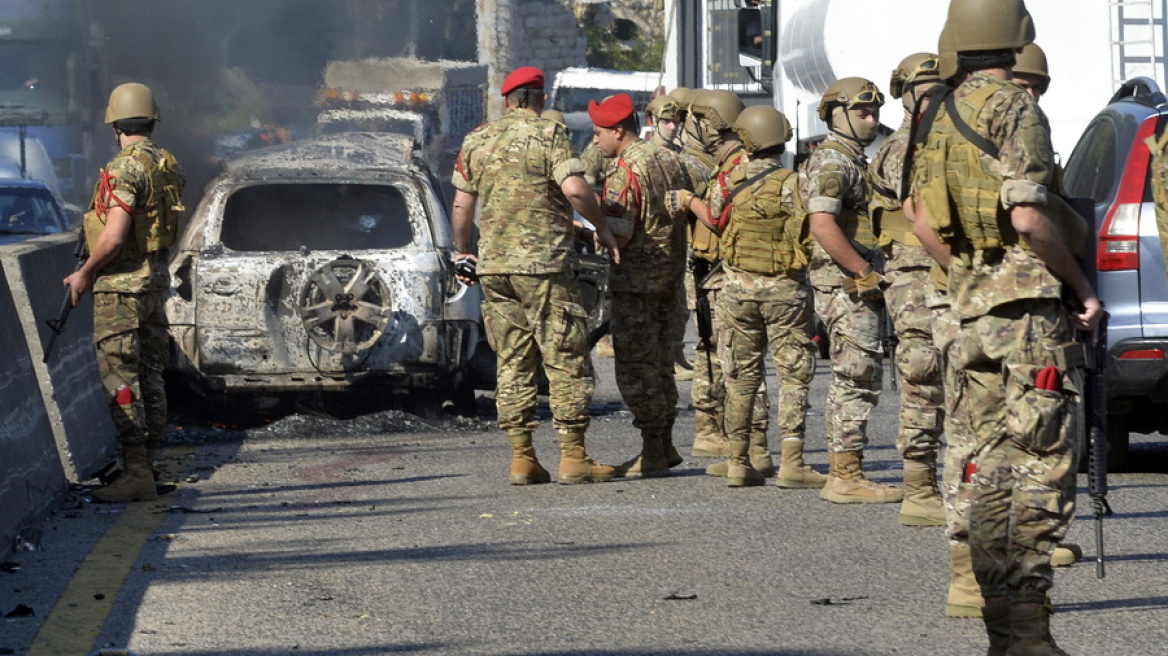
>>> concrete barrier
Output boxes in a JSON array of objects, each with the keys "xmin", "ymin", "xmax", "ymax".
[
  {"xmin": 0, "ymin": 258, "xmax": 66, "ymax": 553},
  {"xmin": 0, "ymin": 233, "xmax": 119, "ymax": 554}
]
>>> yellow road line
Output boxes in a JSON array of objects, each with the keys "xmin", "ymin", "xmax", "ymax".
[{"xmin": 26, "ymin": 446, "xmax": 196, "ymax": 656}]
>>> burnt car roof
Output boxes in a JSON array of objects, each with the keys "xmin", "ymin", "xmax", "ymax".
[{"xmin": 223, "ymin": 132, "xmax": 422, "ymax": 180}]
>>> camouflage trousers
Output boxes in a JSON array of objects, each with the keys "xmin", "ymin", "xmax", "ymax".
[
  {"xmin": 950, "ymin": 300, "xmax": 1078, "ymax": 602},
  {"xmin": 481, "ymin": 272, "xmax": 594, "ymax": 437},
  {"xmin": 884, "ymin": 261, "xmax": 944, "ymax": 460},
  {"xmin": 693, "ymin": 283, "xmax": 769, "ymax": 435},
  {"xmin": 92, "ymin": 290, "xmax": 169, "ymax": 447},
  {"xmin": 931, "ymin": 296, "xmax": 974, "ymax": 543},
  {"xmin": 716, "ymin": 276, "xmax": 815, "ymax": 443},
  {"xmin": 612, "ymin": 289, "xmax": 679, "ymax": 434},
  {"xmin": 812, "ymin": 285, "xmax": 883, "ymax": 452}
]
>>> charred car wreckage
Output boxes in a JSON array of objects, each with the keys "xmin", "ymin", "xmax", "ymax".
[{"xmin": 165, "ymin": 131, "xmax": 610, "ymax": 416}]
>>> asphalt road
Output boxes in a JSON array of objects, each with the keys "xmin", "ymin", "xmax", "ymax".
[{"xmin": 3, "ymin": 351, "xmax": 1167, "ymax": 656}]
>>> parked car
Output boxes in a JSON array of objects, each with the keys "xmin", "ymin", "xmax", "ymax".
[
  {"xmin": 165, "ymin": 132, "xmax": 491, "ymax": 415},
  {"xmin": 0, "ymin": 178, "xmax": 75, "ymax": 245},
  {"xmin": 1061, "ymin": 76, "xmax": 1168, "ymax": 469}
]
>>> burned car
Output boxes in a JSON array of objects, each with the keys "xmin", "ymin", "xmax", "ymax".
[{"xmin": 165, "ymin": 132, "xmax": 490, "ymax": 411}]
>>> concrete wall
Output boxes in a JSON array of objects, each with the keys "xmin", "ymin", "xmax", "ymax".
[
  {"xmin": 0, "ymin": 233, "xmax": 119, "ymax": 556},
  {"xmin": 479, "ymin": 0, "xmax": 588, "ymax": 117}
]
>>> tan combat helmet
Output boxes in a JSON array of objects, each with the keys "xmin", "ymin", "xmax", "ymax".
[
  {"xmin": 647, "ymin": 94, "xmax": 682, "ymax": 123},
  {"xmin": 817, "ymin": 77, "xmax": 884, "ymax": 122},
  {"xmin": 1014, "ymin": 43, "xmax": 1050, "ymax": 94},
  {"xmin": 938, "ymin": 0, "xmax": 1035, "ymax": 79},
  {"xmin": 670, "ymin": 87, "xmax": 696, "ymax": 115},
  {"xmin": 733, "ymin": 105, "xmax": 792, "ymax": 154},
  {"xmin": 541, "ymin": 109, "xmax": 567, "ymax": 127},
  {"xmin": 690, "ymin": 89, "xmax": 745, "ymax": 132},
  {"xmin": 937, "ymin": 22, "xmax": 960, "ymax": 81},
  {"xmin": 104, "ymin": 83, "xmax": 160, "ymax": 124},
  {"xmin": 890, "ymin": 53, "xmax": 942, "ymax": 100}
]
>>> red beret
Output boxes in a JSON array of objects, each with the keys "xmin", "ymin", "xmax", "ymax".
[
  {"xmin": 501, "ymin": 66, "xmax": 545, "ymax": 96},
  {"xmin": 588, "ymin": 93, "xmax": 635, "ymax": 128}
]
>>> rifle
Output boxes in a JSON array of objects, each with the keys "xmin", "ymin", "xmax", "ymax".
[
  {"xmin": 691, "ymin": 256, "xmax": 716, "ymax": 384},
  {"xmin": 882, "ymin": 304, "xmax": 898, "ymax": 391},
  {"xmin": 42, "ymin": 231, "xmax": 88, "ymax": 363},
  {"xmin": 1084, "ymin": 312, "xmax": 1113, "ymax": 578}
]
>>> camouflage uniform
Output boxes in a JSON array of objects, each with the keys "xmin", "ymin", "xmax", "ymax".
[
  {"xmin": 717, "ymin": 159, "xmax": 814, "ymax": 447},
  {"xmin": 915, "ymin": 72, "xmax": 1077, "ymax": 604},
  {"xmin": 1147, "ymin": 127, "xmax": 1168, "ymax": 275},
  {"xmin": 800, "ymin": 133, "xmax": 883, "ymax": 455},
  {"xmin": 87, "ymin": 138, "xmax": 183, "ymax": 449},
  {"xmin": 871, "ymin": 122, "xmax": 943, "ymax": 462},
  {"xmin": 581, "ymin": 143, "xmax": 610, "ymax": 188},
  {"xmin": 602, "ymin": 139, "xmax": 690, "ymax": 440},
  {"xmin": 696, "ymin": 143, "xmax": 770, "ymax": 441},
  {"xmin": 452, "ymin": 108, "xmax": 595, "ymax": 439}
]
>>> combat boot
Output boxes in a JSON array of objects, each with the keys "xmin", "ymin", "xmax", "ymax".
[
  {"xmin": 900, "ymin": 456, "xmax": 946, "ymax": 526},
  {"xmin": 748, "ymin": 429, "xmax": 775, "ymax": 477},
  {"xmin": 704, "ymin": 431, "xmax": 774, "ymax": 478},
  {"xmin": 91, "ymin": 446, "xmax": 158, "ymax": 503},
  {"xmin": 557, "ymin": 432, "xmax": 616, "ymax": 484},
  {"xmin": 1005, "ymin": 602, "xmax": 1070, "ymax": 656},
  {"xmin": 508, "ymin": 433, "xmax": 550, "ymax": 486},
  {"xmin": 725, "ymin": 438, "xmax": 764, "ymax": 487},
  {"xmin": 775, "ymin": 438, "xmax": 828, "ymax": 488},
  {"xmin": 662, "ymin": 424, "xmax": 684, "ymax": 468},
  {"xmin": 1050, "ymin": 543, "xmax": 1082, "ymax": 567},
  {"xmin": 819, "ymin": 450, "xmax": 903, "ymax": 504},
  {"xmin": 617, "ymin": 431, "xmax": 672, "ymax": 479},
  {"xmin": 691, "ymin": 409, "xmax": 730, "ymax": 457},
  {"xmin": 947, "ymin": 542, "xmax": 985, "ymax": 618},
  {"xmin": 982, "ymin": 596, "xmax": 1013, "ymax": 656}
]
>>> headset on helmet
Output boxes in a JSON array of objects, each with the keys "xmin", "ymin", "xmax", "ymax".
[
  {"xmin": 733, "ymin": 105, "xmax": 792, "ymax": 154},
  {"xmin": 817, "ymin": 78, "xmax": 884, "ymax": 122}
]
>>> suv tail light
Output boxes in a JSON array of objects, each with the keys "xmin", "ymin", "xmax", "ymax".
[{"xmin": 1097, "ymin": 117, "xmax": 1158, "ymax": 271}]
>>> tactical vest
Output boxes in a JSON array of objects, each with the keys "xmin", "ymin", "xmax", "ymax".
[
  {"xmin": 815, "ymin": 139, "xmax": 878, "ymax": 250},
  {"xmin": 917, "ymin": 82, "xmax": 1020, "ymax": 251},
  {"xmin": 84, "ymin": 146, "xmax": 184, "ymax": 264},
  {"xmin": 875, "ymin": 206, "xmax": 920, "ymax": 248},
  {"xmin": 722, "ymin": 168, "xmax": 809, "ymax": 275},
  {"xmin": 692, "ymin": 150, "xmax": 745, "ymax": 263}
]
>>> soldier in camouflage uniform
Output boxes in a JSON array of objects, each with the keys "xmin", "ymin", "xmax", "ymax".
[
  {"xmin": 911, "ymin": 33, "xmax": 1082, "ymax": 622},
  {"xmin": 588, "ymin": 94, "xmax": 691, "ymax": 478},
  {"xmin": 801, "ymin": 77, "xmax": 903, "ymax": 504},
  {"xmin": 681, "ymin": 90, "xmax": 772, "ymax": 472},
  {"xmin": 911, "ymin": 3, "xmax": 1102, "ymax": 652},
  {"xmin": 646, "ymin": 93, "xmax": 696, "ymax": 384},
  {"xmin": 451, "ymin": 67, "xmax": 621, "ymax": 486},
  {"xmin": 683, "ymin": 106, "xmax": 825, "ymax": 488},
  {"xmin": 63, "ymin": 83, "xmax": 185, "ymax": 503},
  {"xmin": 871, "ymin": 53, "xmax": 948, "ymax": 524}
]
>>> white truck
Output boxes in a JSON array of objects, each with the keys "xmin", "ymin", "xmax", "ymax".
[{"xmin": 662, "ymin": 0, "xmax": 1164, "ymax": 159}]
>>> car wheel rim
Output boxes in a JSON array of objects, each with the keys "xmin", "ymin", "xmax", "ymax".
[{"xmin": 297, "ymin": 258, "xmax": 393, "ymax": 355}]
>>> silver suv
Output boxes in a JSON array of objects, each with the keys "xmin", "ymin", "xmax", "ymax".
[
  {"xmin": 165, "ymin": 132, "xmax": 491, "ymax": 414},
  {"xmin": 1062, "ymin": 77, "xmax": 1168, "ymax": 469}
]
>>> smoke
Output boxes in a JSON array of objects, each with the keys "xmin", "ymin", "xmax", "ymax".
[{"xmin": 83, "ymin": 0, "xmax": 479, "ymax": 202}]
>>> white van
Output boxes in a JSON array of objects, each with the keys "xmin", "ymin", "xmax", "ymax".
[{"xmin": 549, "ymin": 67, "xmax": 661, "ymax": 152}]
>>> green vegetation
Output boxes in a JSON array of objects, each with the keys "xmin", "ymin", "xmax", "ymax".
[{"xmin": 584, "ymin": 24, "xmax": 664, "ymax": 71}]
